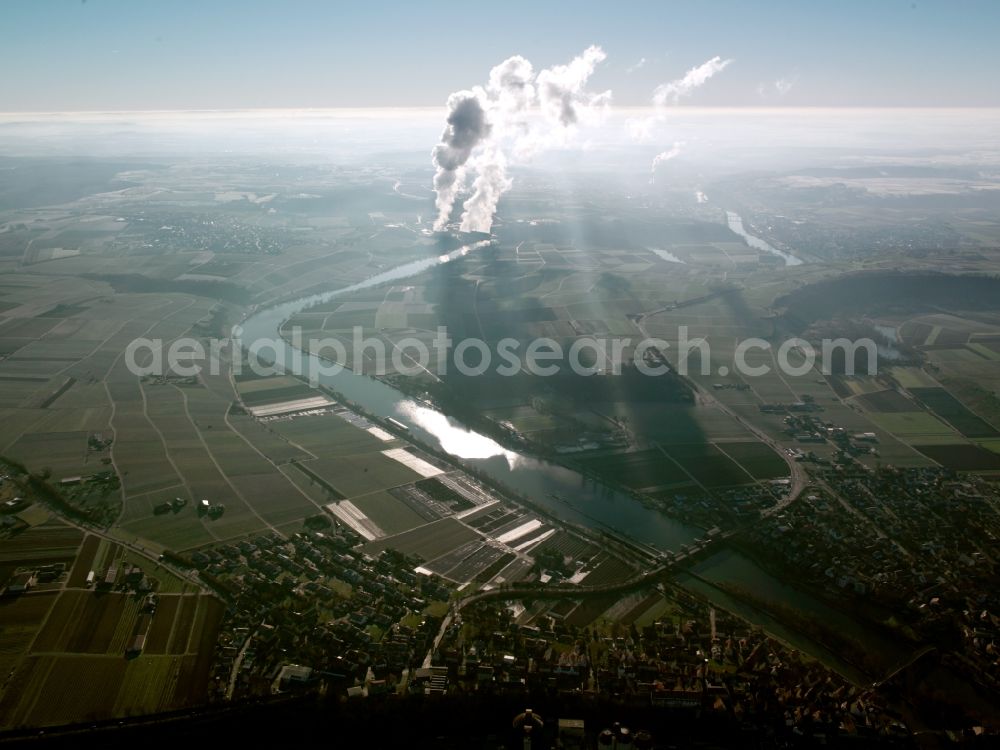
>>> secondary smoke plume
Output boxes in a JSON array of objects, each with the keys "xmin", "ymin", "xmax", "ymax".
[
  {"xmin": 757, "ymin": 76, "xmax": 797, "ymax": 100},
  {"xmin": 626, "ymin": 56, "xmax": 732, "ymax": 176},
  {"xmin": 431, "ymin": 46, "xmax": 610, "ymax": 233},
  {"xmin": 652, "ymin": 56, "xmax": 732, "ymax": 106},
  {"xmin": 650, "ymin": 141, "xmax": 684, "ymax": 182},
  {"xmin": 627, "ymin": 55, "xmax": 733, "ymax": 143}
]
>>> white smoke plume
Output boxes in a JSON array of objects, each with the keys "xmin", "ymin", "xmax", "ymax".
[
  {"xmin": 431, "ymin": 46, "xmax": 611, "ymax": 233},
  {"xmin": 627, "ymin": 55, "xmax": 733, "ymax": 142},
  {"xmin": 652, "ymin": 56, "xmax": 732, "ymax": 106},
  {"xmin": 461, "ymin": 150, "xmax": 512, "ymax": 234},
  {"xmin": 757, "ymin": 76, "xmax": 797, "ymax": 100},
  {"xmin": 650, "ymin": 141, "xmax": 684, "ymax": 182},
  {"xmin": 431, "ymin": 92, "xmax": 491, "ymax": 230},
  {"xmin": 486, "ymin": 55, "xmax": 535, "ymax": 130},
  {"xmin": 774, "ymin": 77, "xmax": 795, "ymax": 96},
  {"xmin": 537, "ymin": 45, "xmax": 611, "ymax": 128}
]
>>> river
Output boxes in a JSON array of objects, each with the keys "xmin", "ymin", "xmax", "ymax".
[
  {"xmin": 677, "ymin": 548, "xmax": 913, "ymax": 683},
  {"xmin": 238, "ymin": 243, "xmax": 701, "ymax": 553},
  {"xmin": 238, "ymin": 242, "xmax": 918, "ymax": 684},
  {"xmin": 726, "ymin": 211, "xmax": 803, "ymax": 266}
]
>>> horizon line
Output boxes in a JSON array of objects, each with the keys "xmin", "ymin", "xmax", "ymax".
[{"xmin": 3, "ymin": 105, "xmax": 1000, "ymax": 118}]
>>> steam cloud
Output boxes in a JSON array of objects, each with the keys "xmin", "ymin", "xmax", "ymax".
[
  {"xmin": 431, "ymin": 92, "xmax": 491, "ymax": 230},
  {"xmin": 431, "ymin": 46, "xmax": 611, "ymax": 233},
  {"xmin": 652, "ymin": 56, "xmax": 732, "ymax": 106},
  {"xmin": 627, "ymin": 55, "xmax": 733, "ymax": 144},
  {"xmin": 536, "ymin": 45, "xmax": 611, "ymax": 128},
  {"xmin": 757, "ymin": 76, "xmax": 797, "ymax": 99},
  {"xmin": 627, "ymin": 56, "xmax": 733, "ymax": 175},
  {"xmin": 650, "ymin": 141, "xmax": 684, "ymax": 182}
]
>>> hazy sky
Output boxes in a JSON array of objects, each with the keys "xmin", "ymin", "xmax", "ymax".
[{"xmin": 2, "ymin": 0, "xmax": 998, "ymax": 111}]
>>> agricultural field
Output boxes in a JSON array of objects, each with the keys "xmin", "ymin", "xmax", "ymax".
[
  {"xmin": 854, "ymin": 389, "xmax": 917, "ymax": 413},
  {"xmin": 913, "ymin": 444, "xmax": 1000, "ymax": 471},
  {"xmin": 909, "ymin": 387, "xmax": 1000, "ymax": 438},
  {"xmin": 865, "ymin": 412, "xmax": 961, "ymax": 442},
  {"xmin": 349, "ymin": 490, "xmax": 429, "ymax": 536},
  {"xmin": 662, "ymin": 443, "xmax": 756, "ymax": 488},
  {"xmin": 826, "ymin": 374, "xmax": 891, "ymax": 399},
  {"xmin": 0, "ymin": 517, "xmax": 221, "ymax": 729},
  {"xmin": 235, "ymin": 373, "xmax": 317, "ymax": 407},
  {"xmin": 979, "ymin": 439, "xmax": 1000, "ymax": 456},
  {"xmin": 363, "ymin": 517, "xmax": 482, "ymax": 563},
  {"xmin": 715, "ymin": 441, "xmax": 790, "ymax": 479},
  {"xmin": 293, "ymin": 236, "xmax": 797, "ymax": 475},
  {"xmin": 839, "ymin": 359, "xmax": 1000, "ymax": 472},
  {"xmin": 0, "ymin": 178, "xmax": 445, "ymax": 560},
  {"xmin": 0, "ymin": 515, "xmax": 82, "ymax": 576},
  {"xmin": 3, "ymin": 117, "xmax": 1000, "ymax": 735},
  {"xmin": 108, "ymin": 366, "xmax": 329, "ymax": 549},
  {"xmin": 578, "ymin": 449, "xmax": 693, "ymax": 491},
  {"xmin": 887, "ymin": 366, "xmax": 940, "ymax": 390},
  {"xmin": 268, "ymin": 409, "xmax": 424, "ymax": 500},
  {"xmin": 421, "ymin": 540, "xmax": 514, "ymax": 584}
]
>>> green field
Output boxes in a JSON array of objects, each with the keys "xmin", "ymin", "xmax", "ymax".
[
  {"xmin": 715, "ymin": 441, "xmax": 789, "ymax": 479},
  {"xmin": 866, "ymin": 411, "xmax": 961, "ymax": 440},
  {"xmin": 979, "ymin": 439, "xmax": 1000, "ymax": 455},
  {"xmin": 909, "ymin": 387, "xmax": 1000, "ymax": 438},
  {"xmin": 913, "ymin": 443, "xmax": 1000, "ymax": 471},
  {"xmin": 665, "ymin": 443, "xmax": 756, "ymax": 488},
  {"xmin": 363, "ymin": 517, "xmax": 480, "ymax": 562},
  {"xmin": 0, "ymin": 517, "xmax": 221, "ymax": 730},
  {"xmin": 578, "ymin": 449, "xmax": 692, "ymax": 490},
  {"xmin": 350, "ymin": 490, "xmax": 428, "ymax": 536}
]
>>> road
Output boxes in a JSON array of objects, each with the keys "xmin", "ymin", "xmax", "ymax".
[
  {"xmin": 631, "ymin": 317, "xmax": 810, "ymax": 517},
  {"xmin": 420, "ymin": 319, "xmax": 814, "ymax": 666},
  {"xmin": 4, "ymin": 468, "xmax": 209, "ymax": 594},
  {"xmin": 226, "ymin": 627, "xmax": 258, "ymax": 699},
  {"xmin": 281, "ymin": 294, "xmax": 814, "ymax": 670},
  {"xmin": 422, "ymin": 528, "xmax": 738, "ymax": 666},
  {"xmin": 873, "ymin": 645, "xmax": 937, "ymax": 688},
  {"xmin": 812, "ymin": 475, "xmax": 914, "ymax": 561}
]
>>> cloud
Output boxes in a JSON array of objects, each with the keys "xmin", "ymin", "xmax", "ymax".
[
  {"xmin": 627, "ymin": 55, "xmax": 733, "ymax": 142},
  {"xmin": 626, "ymin": 57, "xmax": 647, "ymax": 74},
  {"xmin": 774, "ymin": 77, "xmax": 795, "ymax": 96},
  {"xmin": 486, "ymin": 55, "xmax": 535, "ymax": 126},
  {"xmin": 431, "ymin": 46, "xmax": 610, "ymax": 233},
  {"xmin": 757, "ymin": 76, "xmax": 798, "ymax": 100},
  {"xmin": 536, "ymin": 45, "xmax": 611, "ymax": 129},
  {"xmin": 652, "ymin": 56, "xmax": 732, "ymax": 106},
  {"xmin": 650, "ymin": 141, "xmax": 684, "ymax": 182}
]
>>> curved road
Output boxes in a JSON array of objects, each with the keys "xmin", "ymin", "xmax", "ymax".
[
  {"xmin": 425, "ymin": 319, "xmax": 812, "ymax": 666},
  {"xmin": 631, "ymin": 316, "xmax": 809, "ymax": 516}
]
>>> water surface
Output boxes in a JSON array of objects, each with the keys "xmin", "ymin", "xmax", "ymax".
[
  {"xmin": 726, "ymin": 211, "xmax": 803, "ymax": 266},
  {"xmin": 238, "ymin": 244, "xmax": 701, "ymax": 553}
]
